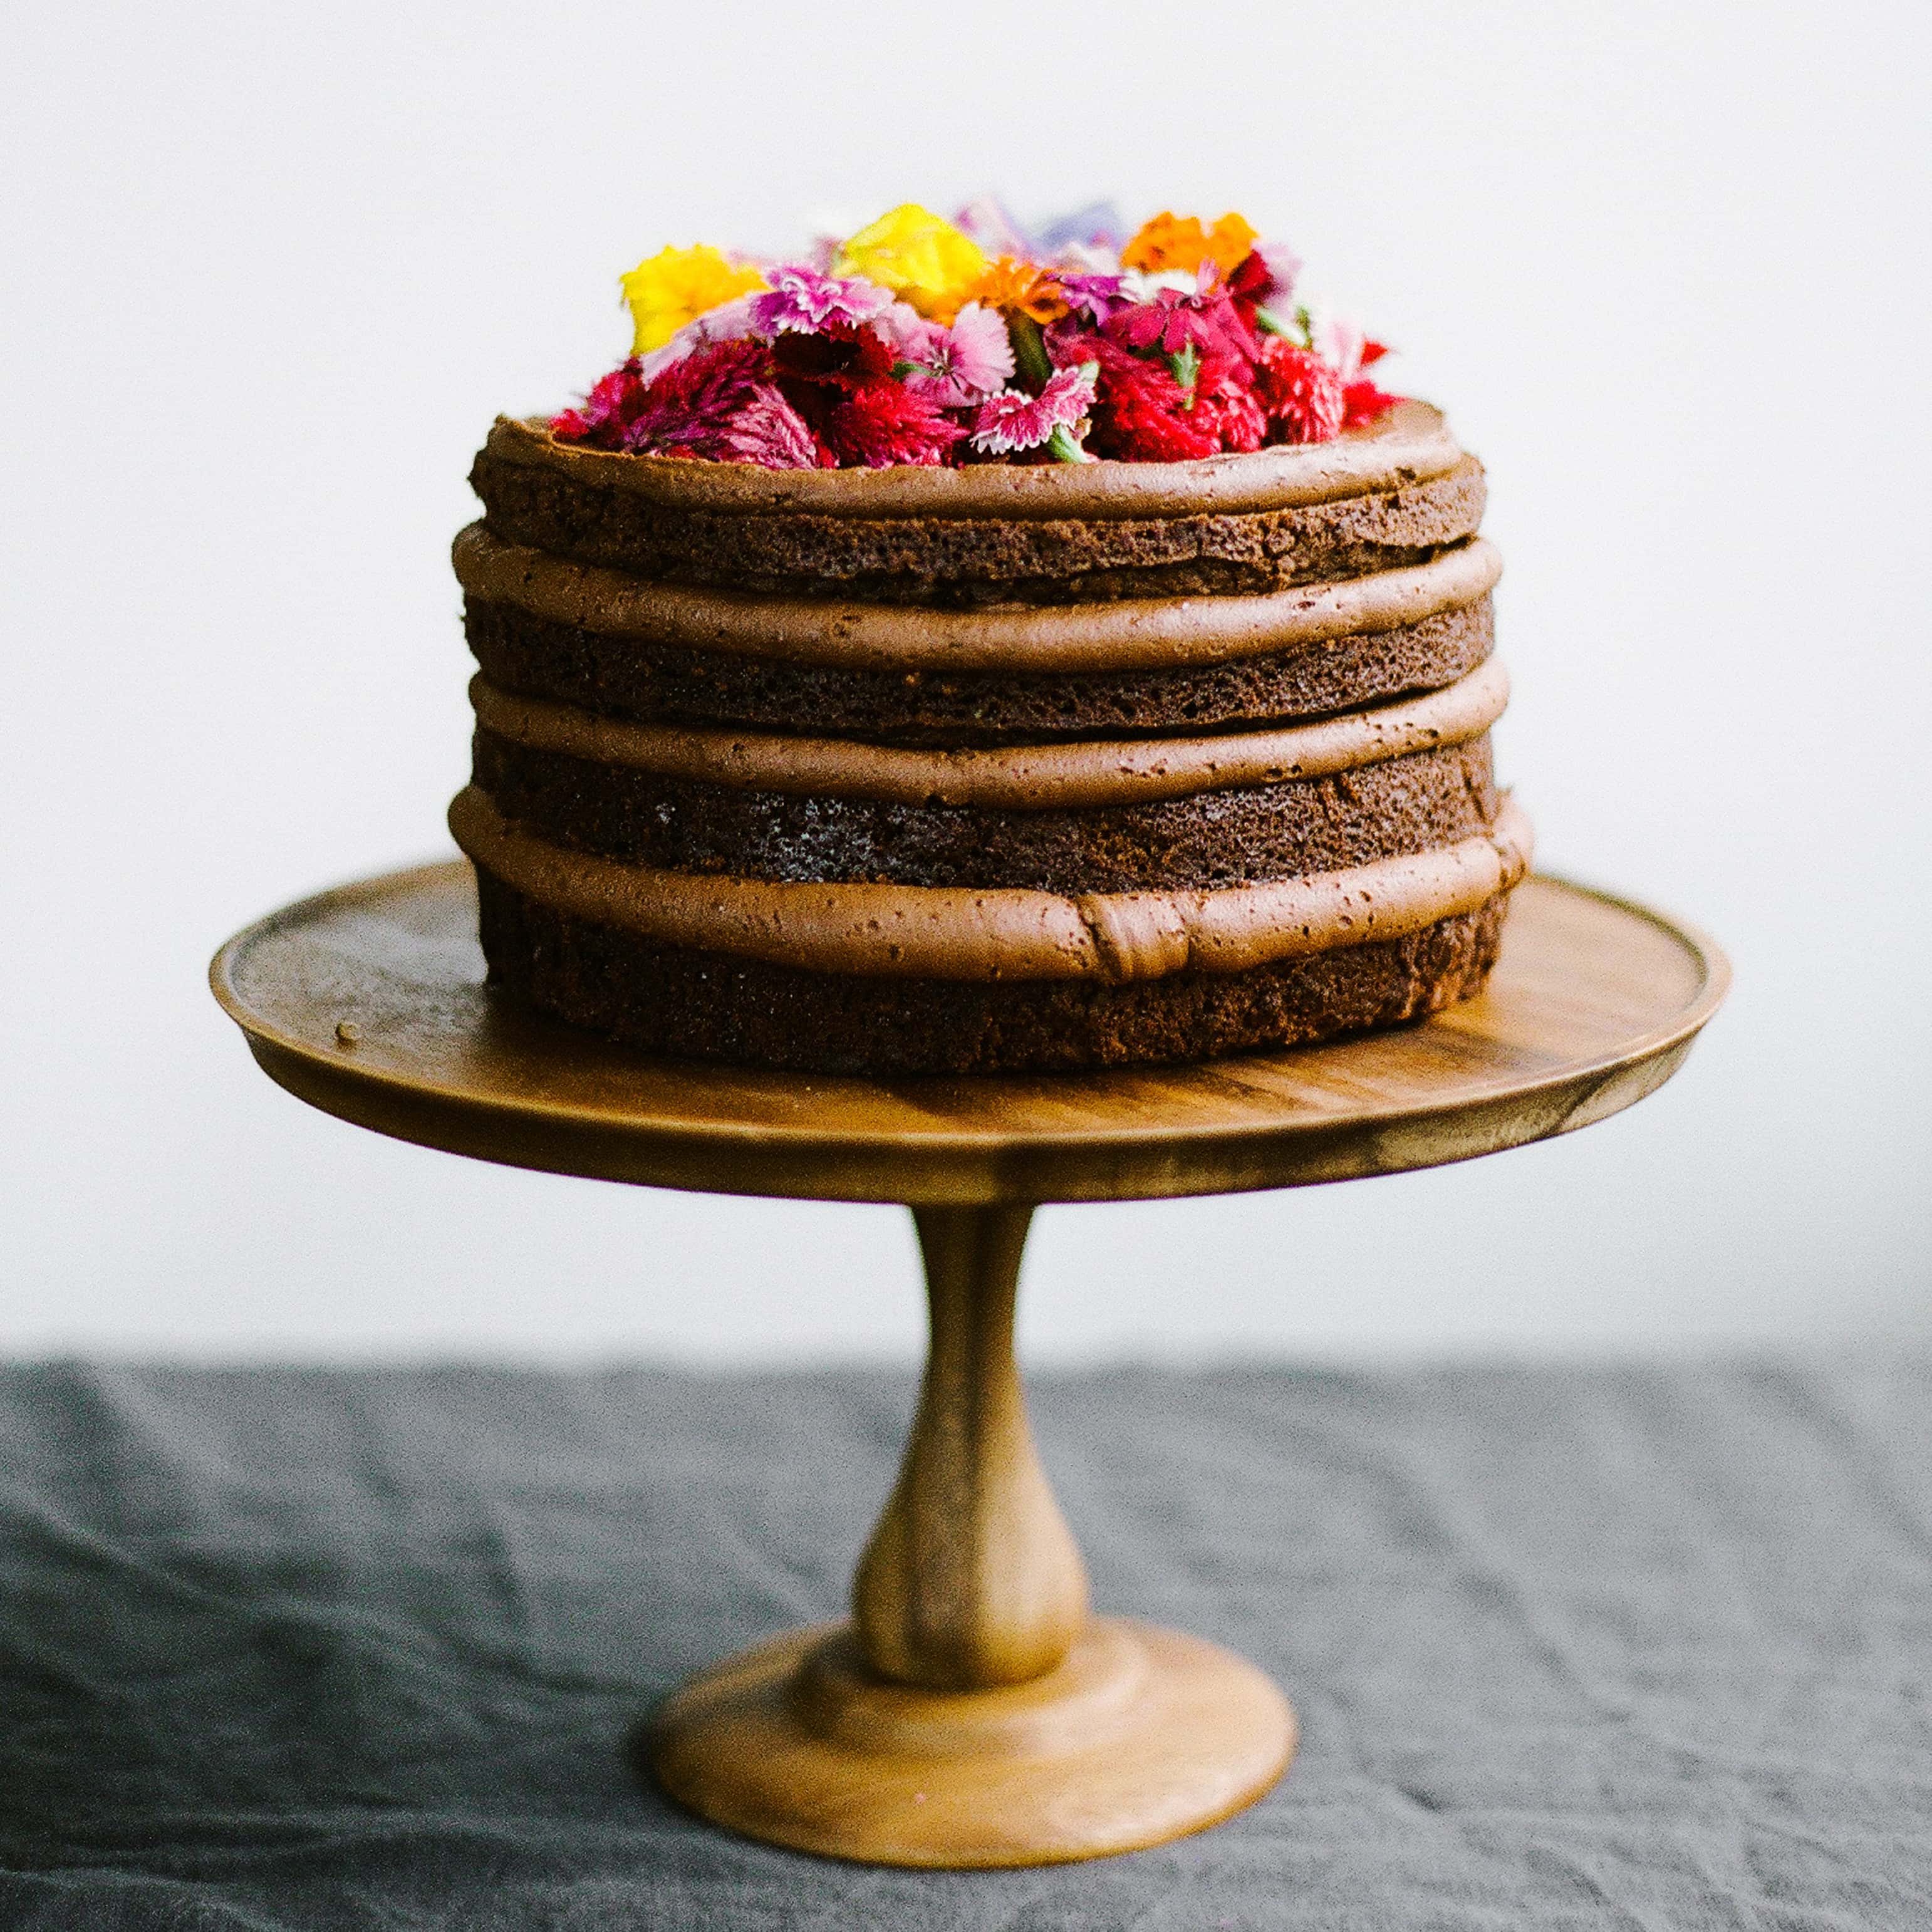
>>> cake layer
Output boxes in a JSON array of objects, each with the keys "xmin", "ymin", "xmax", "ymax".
[
  {"xmin": 475, "ymin": 868, "xmax": 1509, "ymax": 1074},
  {"xmin": 469, "ymin": 657, "xmax": 1507, "ymax": 808},
  {"xmin": 472, "ymin": 735, "xmax": 1498, "ymax": 894},
  {"xmin": 459, "ymin": 531, "xmax": 1498, "ymax": 744},
  {"xmin": 469, "ymin": 405, "xmax": 1485, "ymax": 606},
  {"xmin": 450, "ymin": 787, "xmax": 1530, "ymax": 984},
  {"xmin": 467, "ymin": 657, "xmax": 1505, "ymax": 893}
]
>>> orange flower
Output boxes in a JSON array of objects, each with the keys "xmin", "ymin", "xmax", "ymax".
[
  {"xmin": 967, "ymin": 256, "xmax": 1069, "ymax": 324},
  {"xmin": 1121, "ymin": 210, "xmax": 1259, "ymax": 280}
]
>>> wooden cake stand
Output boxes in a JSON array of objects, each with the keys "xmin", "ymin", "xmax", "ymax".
[{"xmin": 210, "ymin": 862, "xmax": 1727, "ymax": 1868}]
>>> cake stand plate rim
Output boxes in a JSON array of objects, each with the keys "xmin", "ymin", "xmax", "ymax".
[{"xmin": 210, "ymin": 860, "xmax": 1729, "ymax": 1205}]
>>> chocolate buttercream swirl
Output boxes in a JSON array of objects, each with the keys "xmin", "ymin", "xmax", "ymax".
[
  {"xmin": 468, "ymin": 658, "xmax": 1509, "ymax": 811},
  {"xmin": 454, "ymin": 526, "xmax": 1500, "ymax": 675},
  {"xmin": 481, "ymin": 400, "xmax": 1463, "ymax": 521},
  {"xmin": 450, "ymin": 786, "xmax": 1531, "ymax": 984}
]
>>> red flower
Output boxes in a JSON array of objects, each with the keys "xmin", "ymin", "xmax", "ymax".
[
  {"xmin": 1342, "ymin": 378, "xmax": 1403, "ymax": 428},
  {"xmin": 1192, "ymin": 355, "xmax": 1267, "ymax": 453},
  {"xmin": 1223, "ymin": 249, "xmax": 1274, "ymax": 331},
  {"xmin": 551, "ymin": 358, "xmax": 652, "ymax": 449},
  {"xmin": 771, "ymin": 323, "xmax": 898, "ymax": 394},
  {"xmin": 1253, "ymin": 338, "xmax": 1346, "ymax": 444},
  {"xmin": 1060, "ymin": 334, "xmax": 1217, "ymax": 460},
  {"xmin": 821, "ymin": 380, "xmax": 965, "ymax": 467}
]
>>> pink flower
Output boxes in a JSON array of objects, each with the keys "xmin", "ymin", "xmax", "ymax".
[
  {"xmin": 892, "ymin": 301, "xmax": 1015, "ymax": 406},
  {"xmin": 969, "ymin": 363, "xmax": 1098, "ymax": 455},
  {"xmin": 749, "ymin": 266, "xmax": 894, "ymax": 336}
]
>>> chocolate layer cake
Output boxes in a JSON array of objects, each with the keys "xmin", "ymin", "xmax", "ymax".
[{"xmin": 451, "ymin": 400, "xmax": 1530, "ymax": 1073}]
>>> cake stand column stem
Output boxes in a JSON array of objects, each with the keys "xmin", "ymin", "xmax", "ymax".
[{"xmin": 852, "ymin": 1204, "xmax": 1091, "ymax": 1691}]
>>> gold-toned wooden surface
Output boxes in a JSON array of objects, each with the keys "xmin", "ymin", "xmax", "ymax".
[
  {"xmin": 853, "ymin": 1206, "xmax": 1089, "ymax": 1690},
  {"xmin": 647, "ymin": 1618, "xmax": 1296, "ymax": 1868},
  {"xmin": 209, "ymin": 861, "xmax": 1728, "ymax": 1207}
]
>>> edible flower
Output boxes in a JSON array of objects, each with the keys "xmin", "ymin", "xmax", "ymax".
[
  {"xmin": 559, "ymin": 198, "xmax": 1402, "ymax": 469},
  {"xmin": 968, "ymin": 256, "xmax": 1068, "ymax": 324},
  {"xmin": 891, "ymin": 301, "xmax": 1015, "ymax": 407},
  {"xmin": 749, "ymin": 266, "xmax": 895, "ymax": 336},
  {"xmin": 618, "ymin": 338, "xmax": 824, "ymax": 469},
  {"xmin": 821, "ymin": 381, "xmax": 965, "ymax": 467},
  {"xmin": 970, "ymin": 362, "xmax": 1098, "ymax": 460},
  {"xmin": 1056, "ymin": 272, "xmax": 1129, "ymax": 326},
  {"xmin": 620, "ymin": 244, "xmax": 768, "ymax": 354},
  {"xmin": 1106, "ymin": 271, "xmax": 1226, "ymax": 356},
  {"xmin": 1121, "ymin": 210, "xmax": 1259, "ymax": 280},
  {"xmin": 833, "ymin": 204, "xmax": 988, "ymax": 321}
]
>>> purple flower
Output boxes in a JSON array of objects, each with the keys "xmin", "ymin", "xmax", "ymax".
[
  {"xmin": 1033, "ymin": 200, "xmax": 1128, "ymax": 255},
  {"xmin": 1057, "ymin": 273, "xmax": 1129, "ymax": 326},
  {"xmin": 891, "ymin": 301, "xmax": 1015, "ymax": 407},
  {"xmin": 969, "ymin": 363, "xmax": 1098, "ymax": 456},
  {"xmin": 952, "ymin": 194, "xmax": 1032, "ymax": 259},
  {"xmin": 749, "ymin": 265, "xmax": 893, "ymax": 336}
]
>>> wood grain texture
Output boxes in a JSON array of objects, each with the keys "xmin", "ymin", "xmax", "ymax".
[
  {"xmin": 853, "ymin": 1206, "xmax": 1088, "ymax": 1689},
  {"xmin": 646, "ymin": 1618, "xmax": 1296, "ymax": 1868},
  {"xmin": 210, "ymin": 861, "xmax": 1728, "ymax": 1207}
]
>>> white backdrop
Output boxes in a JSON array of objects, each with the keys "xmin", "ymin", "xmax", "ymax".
[{"xmin": 4, "ymin": 2, "xmax": 1927, "ymax": 1364}]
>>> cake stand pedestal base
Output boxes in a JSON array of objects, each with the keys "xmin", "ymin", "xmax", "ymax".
[
  {"xmin": 651, "ymin": 1618, "xmax": 1293, "ymax": 1868},
  {"xmin": 649, "ymin": 1200, "xmax": 1293, "ymax": 1867},
  {"xmin": 211, "ymin": 865, "xmax": 1728, "ymax": 1869}
]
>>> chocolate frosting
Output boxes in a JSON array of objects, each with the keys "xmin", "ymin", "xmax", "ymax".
[
  {"xmin": 482, "ymin": 400, "xmax": 1463, "ymax": 521},
  {"xmin": 468, "ymin": 658, "xmax": 1509, "ymax": 810},
  {"xmin": 454, "ymin": 526, "xmax": 1500, "ymax": 674},
  {"xmin": 449, "ymin": 786, "xmax": 1531, "ymax": 984}
]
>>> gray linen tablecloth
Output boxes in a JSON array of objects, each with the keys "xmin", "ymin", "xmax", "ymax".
[{"xmin": 0, "ymin": 1358, "xmax": 1926, "ymax": 1928}]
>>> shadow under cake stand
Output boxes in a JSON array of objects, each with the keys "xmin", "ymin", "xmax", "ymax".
[{"xmin": 210, "ymin": 862, "xmax": 1727, "ymax": 1869}]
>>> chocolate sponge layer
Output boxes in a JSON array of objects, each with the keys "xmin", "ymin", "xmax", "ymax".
[
  {"xmin": 469, "ymin": 732, "xmax": 1500, "ymax": 896},
  {"xmin": 469, "ymin": 451, "xmax": 1487, "ymax": 607},
  {"xmin": 464, "ymin": 594, "xmax": 1493, "ymax": 746},
  {"xmin": 476, "ymin": 866, "xmax": 1509, "ymax": 1076}
]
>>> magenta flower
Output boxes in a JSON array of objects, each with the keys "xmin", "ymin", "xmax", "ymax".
[
  {"xmin": 1108, "ymin": 276, "xmax": 1222, "ymax": 356},
  {"xmin": 749, "ymin": 265, "xmax": 894, "ymax": 336},
  {"xmin": 1057, "ymin": 273, "xmax": 1129, "ymax": 326},
  {"xmin": 620, "ymin": 339, "xmax": 823, "ymax": 470},
  {"xmin": 892, "ymin": 301, "xmax": 1015, "ymax": 407},
  {"xmin": 969, "ymin": 363, "xmax": 1098, "ymax": 456}
]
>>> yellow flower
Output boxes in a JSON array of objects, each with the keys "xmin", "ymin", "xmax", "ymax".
[
  {"xmin": 620, "ymin": 245, "xmax": 767, "ymax": 354},
  {"xmin": 832, "ymin": 204, "xmax": 988, "ymax": 322},
  {"xmin": 1121, "ymin": 210, "xmax": 1259, "ymax": 280}
]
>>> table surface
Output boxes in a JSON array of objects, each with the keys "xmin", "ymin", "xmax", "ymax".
[
  {"xmin": 211, "ymin": 864, "xmax": 1727, "ymax": 1205},
  {"xmin": 1, "ymin": 1355, "xmax": 1924, "ymax": 1929}
]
